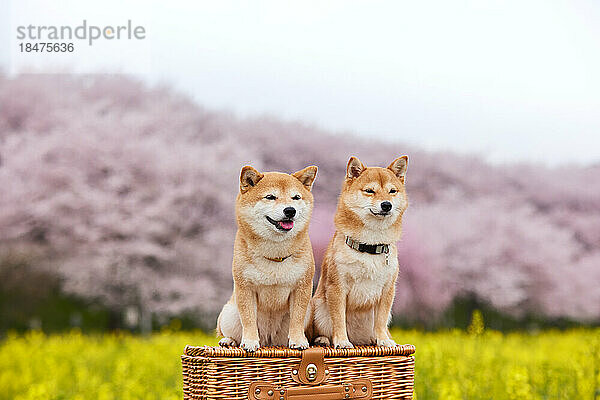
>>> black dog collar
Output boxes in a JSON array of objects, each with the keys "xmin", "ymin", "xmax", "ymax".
[{"xmin": 345, "ymin": 236, "xmax": 390, "ymax": 255}]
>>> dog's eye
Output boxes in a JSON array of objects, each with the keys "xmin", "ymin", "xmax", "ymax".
[
  {"xmin": 292, "ymin": 195, "xmax": 301, "ymax": 200},
  {"xmin": 264, "ymin": 194, "xmax": 276, "ymax": 200},
  {"xmin": 364, "ymin": 189, "xmax": 375, "ymax": 194},
  {"xmin": 389, "ymin": 188, "xmax": 397, "ymax": 194}
]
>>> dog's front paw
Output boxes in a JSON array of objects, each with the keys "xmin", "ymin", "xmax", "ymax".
[
  {"xmin": 313, "ymin": 336, "xmax": 331, "ymax": 347},
  {"xmin": 376, "ymin": 337, "xmax": 397, "ymax": 347},
  {"xmin": 240, "ymin": 338, "xmax": 260, "ymax": 352},
  {"xmin": 334, "ymin": 339, "xmax": 354, "ymax": 349},
  {"xmin": 218, "ymin": 337, "xmax": 238, "ymax": 347},
  {"xmin": 288, "ymin": 336, "xmax": 309, "ymax": 350}
]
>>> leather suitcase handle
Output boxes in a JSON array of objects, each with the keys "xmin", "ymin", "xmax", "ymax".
[{"xmin": 249, "ymin": 378, "xmax": 372, "ymax": 400}]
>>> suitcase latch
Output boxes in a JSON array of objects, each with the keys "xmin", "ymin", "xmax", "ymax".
[
  {"xmin": 291, "ymin": 347, "xmax": 327, "ymax": 385},
  {"xmin": 306, "ymin": 363, "xmax": 317, "ymax": 381}
]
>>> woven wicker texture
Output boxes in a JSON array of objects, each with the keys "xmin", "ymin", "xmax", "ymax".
[{"xmin": 181, "ymin": 345, "xmax": 415, "ymax": 400}]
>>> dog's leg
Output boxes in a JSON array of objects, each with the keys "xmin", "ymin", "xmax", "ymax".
[
  {"xmin": 327, "ymin": 283, "xmax": 353, "ymax": 348},
  {"xmin": 288, "ymin": 281, "xmax": 311, "ymax": 349},
  {"xmin": 374, "ymin": 281, "xmax": 397, "ymax": 347},
  {"xmin": 309, "ymin": 295, "xmax": 332, "ymax": 346},
  {"xmin": 235, "ymin": 286, "xmax": 260, "ymax": 352},
  {"xmin": 304, "ymin": 299, "xmax": 315, "ymax": 343}
]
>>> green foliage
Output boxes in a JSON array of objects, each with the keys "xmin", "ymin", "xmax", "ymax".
[
  {"xmin": 0, "ymin": 255, "xmax": 114, "ymax": 333},
  {"xmin": 0, "ymin": 328, "xmax": 598, "ymax": 399}
]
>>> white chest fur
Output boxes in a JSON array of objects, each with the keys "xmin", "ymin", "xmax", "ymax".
[
  {"xmin": 334, "ymin": 244, "xmax": 398, "ymax": 309},
  {"xmin": 242, "ymin": 258, "xmax": 307, "ymax": 287},
  {"xmin": 241, "ymin": 258, "xmax": 307, "ymax": 310}
]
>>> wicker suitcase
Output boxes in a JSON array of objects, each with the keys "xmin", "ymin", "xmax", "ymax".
[{"xmin": 181, "ymin": 345, "xmax": 415, "ymax": 400}]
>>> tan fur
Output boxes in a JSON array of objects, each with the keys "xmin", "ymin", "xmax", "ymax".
[
  {"xmin": 307, "ymin": 156, "xmax": 408, "ymax": 348},
  {"xmin": 217, "ymin": 165, "xmax": 317, "ymax": 351}
]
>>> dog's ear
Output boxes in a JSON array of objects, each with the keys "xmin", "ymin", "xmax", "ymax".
[
  {"xmin": 346, "ymin": 157, "xmax": 365, "ymax": 180},
  {"xmin": 240, "ymin": 166, "xmax": 264, "ymax": 193},
  {"xmin": 387, "ymin": 156, "xmax": 408, "ymax": 184},
  {"xmin": 293, "ymin": 166, "xmax": 318, "ymax": 191}
]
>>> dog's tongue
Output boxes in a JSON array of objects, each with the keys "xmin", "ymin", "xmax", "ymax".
[{"xmin": 279, "ymin": 221, "xmax": 294, "ymax": 230}]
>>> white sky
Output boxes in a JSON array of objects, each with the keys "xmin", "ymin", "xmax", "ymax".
[{"xmin": 2, "ymin": 0, "xmax": 599, "ymax": 166}]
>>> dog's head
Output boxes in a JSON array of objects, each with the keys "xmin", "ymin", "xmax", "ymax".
[
  {"xmin": 236, "ymin": 165, "xmax": 317, "ymax": 241},
  {"xmin": 338, "ymin": 156, "xmax": 408, "ymax": 230}
]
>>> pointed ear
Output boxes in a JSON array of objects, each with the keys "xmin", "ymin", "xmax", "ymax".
[
  {"xmin": 293, "ymin": 166, "xmax": 318, "ymax": 191},
  {"xmin": 240, "ymin": 166, "xmax": 264, "ymax": 193},
  {"xmin": 387, "ymin": 156, "xmax": 408, "ymax": 184},
  {"xmin": 346, "ymin": 157, "xmax": 365, "ymax": 179}
]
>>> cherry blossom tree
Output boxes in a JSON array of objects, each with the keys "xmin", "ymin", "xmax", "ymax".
[{"xmin": 1, "ymin": 73, "xmax": 598, "ymax": 327}]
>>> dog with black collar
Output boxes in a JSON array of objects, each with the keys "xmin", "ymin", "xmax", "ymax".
[{"xmin": 306, "ymin": 156, "xmax": 408, "ymax": 348}]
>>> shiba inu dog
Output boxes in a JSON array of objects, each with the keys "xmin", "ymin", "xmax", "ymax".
[
  {"xmin": 216, "ymin": 165, "xmax": 318, "ymax": 351},
  {"xmin": 307, "ymin": 156, "xmax": 408, "ymax": 348}
]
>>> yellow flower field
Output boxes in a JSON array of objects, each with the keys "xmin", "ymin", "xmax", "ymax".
[{"xmin": 0, "ymin": 328, "xmax": 598, "ymax": 399}]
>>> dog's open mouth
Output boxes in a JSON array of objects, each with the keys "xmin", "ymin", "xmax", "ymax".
[
  {"xmin": 370, "ymin": 209, "xmax": 390, "ymax": 216},
  {"xmin": 266, "ymin": 216, "xmax": 294, "ymax": 231}
]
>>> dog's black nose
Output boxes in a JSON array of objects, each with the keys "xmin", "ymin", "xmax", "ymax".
[
  {"xmin": 283, "ymin": 207, "xmax": 296, "ymax": 218},
  {"xmin": 380, "ymin": 201, "xmax": 392, "ymax": 212}
]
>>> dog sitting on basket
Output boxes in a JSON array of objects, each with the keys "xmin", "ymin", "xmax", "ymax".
[{"xmin": 217, "ymin": 156, "xmax": 408, "ymax": 350}]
